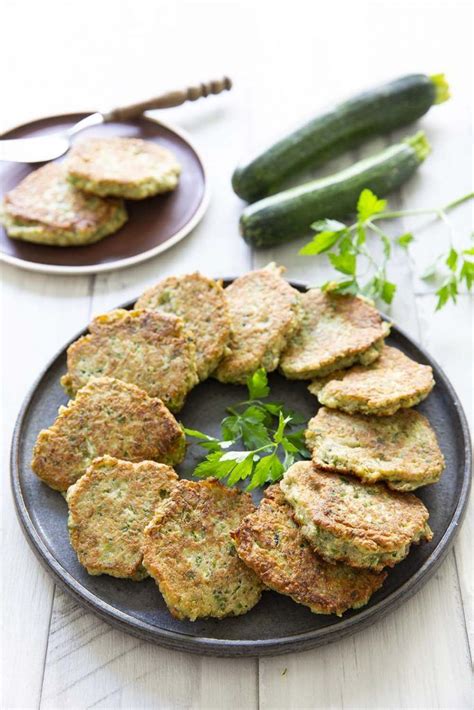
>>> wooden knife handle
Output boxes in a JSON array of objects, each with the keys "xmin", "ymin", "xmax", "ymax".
[{"xmin": 105, "ymin": 77, "xmax": 232, "ymax": 122}]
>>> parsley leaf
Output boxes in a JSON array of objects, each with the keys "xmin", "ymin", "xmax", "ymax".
[
  {"xmin": 247, "ymin": 454, "xmax": 275, "ymax": 490},
  {"xmin": 396, "ymin": 233, "xmax": 414, "ymax": 249},
  {"xmin": 435, "ymin": 277, "xmax": 458, "ymax": 310},
  {"xmin": 246, "ymin": 368, "xmax": 270, "ymax": 399},
  {"xmin": 299, "ymin": 231, "xmax": 341, "ymax": 255},
  {"xmin": 322, "ymin": 279, "xmax": 360, "ymax": 296},
  {"xmin": 357, "ymin": 189, "xmax": 387, "ymax": 221},
  {"xmin": 285, "ymin": 429, "xmax": 312, "ymax": 457},
  {"xmin": 223, "ymin": 407, "xmax": 273, "ymax": 449},
  {"xmin": 460, "ymin": 258, "xmax": 474, "ymax": 289},
  {"xmin": 185, "ymin": 369, "xmax": 308, "ymax": 489},
  {"xmin": 328, "ymin": 252, "xmax": 356, "ymax": 275},
  {"xmin": 446, "ymin": 248, "xmax": 458, "ymax": 272},
  {"xmin": 381, "ymin": 280, "xmax": 397, "ymax": 304}
]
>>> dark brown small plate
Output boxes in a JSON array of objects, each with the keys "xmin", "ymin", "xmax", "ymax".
[
  {"xmin": 10, "ymin": 283, "xmax": 472, "ymax": 656},
  {"xmin": 0, "ymin": 114, "xmax": 208, "ymax": 274}
]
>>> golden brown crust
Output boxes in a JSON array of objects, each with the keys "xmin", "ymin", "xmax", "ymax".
[
  {"xmin": 309, "ymin": 346, "xmax": 435, "ymax": 415},
  {"xmin": 142, "ymin": 479, "xmax": 263, "ymax": 620},
  {"xmin": 2, "ymin": 163, "xmax": 126, "ymax": 235},
  {"xmin": 214, "ymin": 264, "xmax": 301, "ymax": 384},
  {"xmin": 305, "ymin": 407, "xmax": 444, "ymax": 490},
  {"xmin": 280, "ymin": 462, "xmax": 432, "ymax": 571},
  {"xmin": 232, "ymin": 486, "xmax": 386, "ymax": 616},
  {"xmin": 67, "ymin": 456, "xmax": 178, "ymax": 579},
  {"xmin": 280, "ymin": 289, "xmax": 389, "ymax": 380},
  {"xmin": 31, "ymin": 377, "xmax": 185, "ymax": 491},
  {"xmin": 61, "ymin": 309, "xmax": 198, "ymax": 411},
  {"xmin": 135, "ymin": 273, "xmax": 231, "ymax": 381},
  {"xmin": 66, "ymin": 137, "xmax": 181, "ymax": 198}
]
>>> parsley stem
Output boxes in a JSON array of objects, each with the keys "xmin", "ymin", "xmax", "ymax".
[
  {"xmin": 247, "ymin": 443, "xmax": 277, "ymax": 456},
  {"xmin": 443, "ymin": 192, "xmax": 474, "ymax": 211},
  {"xmin": 226, "ymin": 406, "xmax": 240, "ymax": 416},
  {"xmin": 437, "ymin": 210, "xmax": 455, "ymax": 248},
  {"xmin": 231, "ymin": 399, "xmax": 265, "ymax": 409},
  {"xmin": 358, "ymin": 245, "xmax": 379, "ymax": 271},
  {"xmin": 369, "ymin": 191, "xmax": 473, "ymax": 222},
  {"xmin": 372, "ymin": 208, "xmax": 437, "ymax": 220},
  {"xmin": 227, "ymin": 399, "xmax": 268, "ymax": 412},
  {"xmin": 356, "ymin": 226, "xmax": 382, "ymax": 269},
  {"xmin": 367, "ymin": 221, "xmax": 388, "ymax": 239}
]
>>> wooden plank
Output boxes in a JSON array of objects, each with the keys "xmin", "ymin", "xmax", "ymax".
[
  {"xmin": 416, "ymin": 294, "xmax": 473, "ymax": 659},
  {"xmin": 1, "ymin": 264, "xmax": 92, "ymax": 709},
  {"xmin": 39, "ymin": 588, "xmax": 257, "ymax": 710},
  {"xmin": 259, "ymin": 552, "xmax": 471, "ymax": 710}
]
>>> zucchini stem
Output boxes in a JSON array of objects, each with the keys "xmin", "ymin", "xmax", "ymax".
[
  {"xmin": 404, "ymin": 131, "xmax": 431, "ymax": 162},
  {"xmin": 430, "ymin": 73, "xmax": 450, "ymax": 104}
]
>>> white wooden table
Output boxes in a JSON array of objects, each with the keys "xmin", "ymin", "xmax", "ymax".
[{"xmin": 1, "ymin": 1, "xmax": 472, "ymax": 708}]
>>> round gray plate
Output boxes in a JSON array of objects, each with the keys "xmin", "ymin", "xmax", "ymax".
[{"xmin": 10, "ymin": 283, "xmax": 472, "ymax": 656}]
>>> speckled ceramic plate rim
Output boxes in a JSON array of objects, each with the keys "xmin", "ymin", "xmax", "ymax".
[
  {"xmin": 0, "ymin": 114, "xmax": 210, "ymax": 275},
  {"xmin": 10, "ymin": 282, "xmax": 472, "ymax": 656}
]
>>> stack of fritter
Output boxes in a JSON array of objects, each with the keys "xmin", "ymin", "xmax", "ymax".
[
  {"xmin": 234, "ymin": 278, "xmax": 441, "ymax": 615},
  {"xmin": 1, "ymin": 137, "xmax": 181, "ymax": 246},
  {"xmin": 230, "ymin": 283, "xmax": 443, "ymax": 616}
]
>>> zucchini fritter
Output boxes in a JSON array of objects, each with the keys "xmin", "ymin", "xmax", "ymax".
[
  {"xmin": 31, "ymin": 377, "xmax": 185, "ymax": 492},
  {"xmin": 67, "ymin": 456, "xmax": 178, "ymax": 579},
  {"xmin": 66, "ymin": 137, "xmax": 181, "ymax": 199},
  {"xmin": 232, "ymin": 485, "xmax": 386, "ymax": 616},
  {"xmin": 214, "ymin": 263, "xmax": 301, "ymax": 384},
  {"xmin": 0, "ymin": 163, "xmax": 127, "ymax": 246},
  {"xmin": 306, "ymin": 407, "xmax": 444, "ymax": 491},
  {"xmin": 281, "ymin": 462, "xmax": 432, "ymax": 571},
  {"xmin": 61, "ymin": 309, "xmax": 198, "ymax": 411},
  {"xmin": 135, "ymin": 273, "xmax": 231, "ymax": 381},
  {"xmin": 309, "ymin": 345, "xmax": 434, "ymax": 416},
  {"xmin": 280, "ymin": 289, "xmax": 389, "ymax": 380},
  {"xmin": 143, "ymin": 479, "xmax": 264, "ymax": 620}
]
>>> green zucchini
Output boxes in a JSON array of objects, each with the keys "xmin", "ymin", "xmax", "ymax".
[
  {"xmin": 240, "ymin": 132, "xmax": 430, "ymax": 248},
  {"xmin": 233, "ymin": 74, "xmax": 448, "ymax": 203}
]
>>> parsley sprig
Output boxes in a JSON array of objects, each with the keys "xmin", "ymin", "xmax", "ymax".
[
  {"xmin": 299, "ymin": 189, "xmax": 474, "ymax": 310},
  {"xmin": 184, "ymin": 369, "xmax": 309, "ymax": 490}
]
